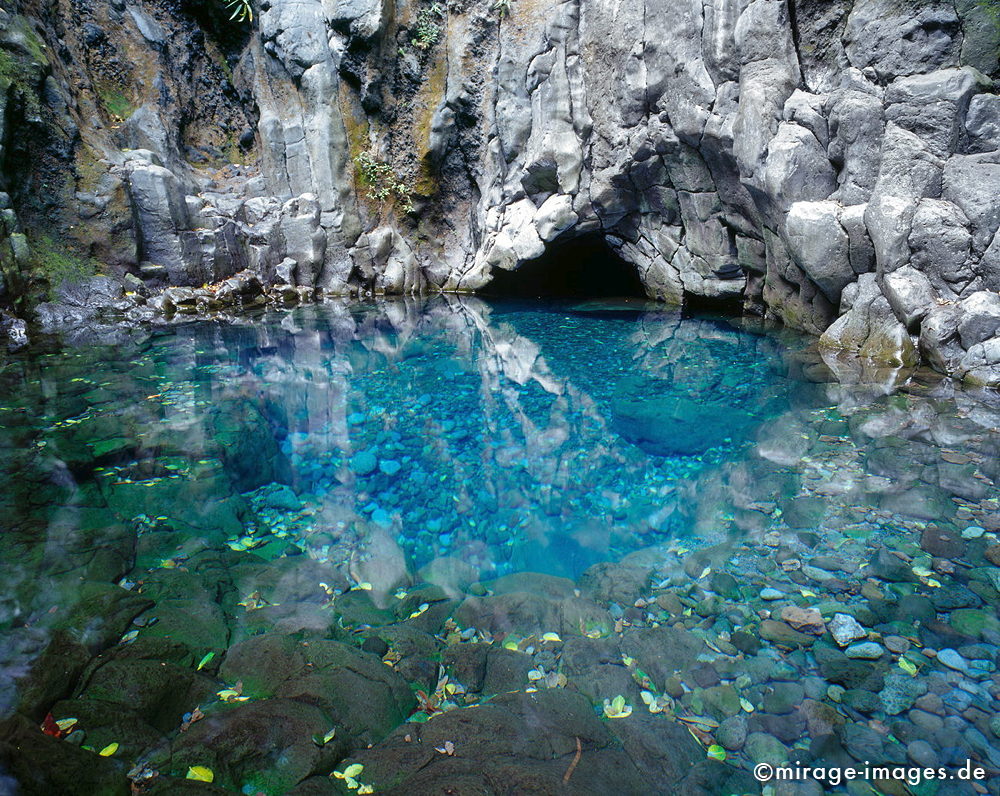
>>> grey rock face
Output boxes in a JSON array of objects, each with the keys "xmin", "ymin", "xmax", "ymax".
[{"xmin": 3, "ymin": 0, "xmax": 999, "ymax": 384}]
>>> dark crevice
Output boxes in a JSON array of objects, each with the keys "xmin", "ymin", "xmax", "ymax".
[{"xmin": 482, "ymin": 233, "xmax": 647, "ymax": 299}]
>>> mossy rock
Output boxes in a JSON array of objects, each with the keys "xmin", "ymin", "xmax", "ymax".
[
  {"xmin": 160, "ymin": 698, "xmax": 344, "ymax": 795},
  {"xmin": 221, "ymin": 634, "xmax": 415, "ymax": 746},
  {"xmin": 80, "ymin": 659, "xmax": 218, "ymax": 733},
  {"xmin": 50, "ymin": 696, "xmax": 166, "ymax": 761},
  {"xmin": 0, "ymin": 714, "xmax": 129, "ymax": 796},
  {"xmin": 140, "ymin": 598, "xmax": 231, "ymax": 656},
  {"xmin": 59, "ymin": 581, "xmax": 153, "ymax": 652}
]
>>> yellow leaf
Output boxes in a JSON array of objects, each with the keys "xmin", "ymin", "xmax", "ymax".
[
  {"xmin": 408, "ymin": 603, "xmax": 429, "ymax": 619},
  {"xmin": 899, "ymin": 658, "xmax": 918, "ymax": 676},
  {"xmin": 740, "ymin": 697, "xmax": 755, "ymax": 713},
  {"xmin": 186, "ymin": 766, "xmax": 214, "ymax": 782},
  {"xmin": 55, "ymin": 718, "xmax": 78, "ymax": 732},
  {"xmin": 197, "ymin": 652, "xmax": 215, "ymax": 670},
  {"xmin": 354, "ymin": 582, "xmax": 373, "ymax": 591},
  {"xmin": 541, "ymin": 632, "xmax": 562, "ymax": 643},
  {"xmin": 603, "ymin": 695, "xmax": 633, "ymax": 718},
  {"xmin": 98, "ymin": 742, "xmax": 118, "ymax": 757},
  {"xmin": 344, "ymin": 763, "xmax": 364, "ymax": 779}
]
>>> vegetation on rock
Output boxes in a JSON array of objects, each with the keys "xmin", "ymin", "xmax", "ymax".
[{"xmin": 355, "ymin": 151, "xmax": 415, "ymax": 213}]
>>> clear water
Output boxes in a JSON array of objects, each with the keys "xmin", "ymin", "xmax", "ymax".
[{"xmin": 1, "ymin": 296, "xmax": 998, "ymax": 794}]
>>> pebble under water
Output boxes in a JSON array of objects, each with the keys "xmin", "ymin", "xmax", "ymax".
[{"xmin": 0, "ymin": 295, "xmax": 998, "ymax": 795}]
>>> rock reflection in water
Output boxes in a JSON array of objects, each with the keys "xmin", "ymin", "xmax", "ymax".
[{"xmin": 0, "ymin": 296, "xmax": 998, "ymax": 794}]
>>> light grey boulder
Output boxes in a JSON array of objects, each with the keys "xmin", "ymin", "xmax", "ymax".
[
  {"xmin": 919, "ymin": 302, "xmax": 965, "ymax": 372},
  {"xmin": 957, "ymin": 291, "xmax": 1000, "ymax": 349},
  {"xmin": 965, "ymin": 93, "xmax": 1000, "ymax": 153},
  {"xmin": 843, "ymin": 0, "xmax": 961, "ymax": 81},
  {"xmin": 884, "ymin": 68, "xmax": 981, "ymax": 156},
  {"xmin": 124, "ymin": 160, "xmax": 193, "ymax": 284},
  {"xmin": 827, "ymin": 83, "xmax": 885, "ymax": 204},
  {"xmin": 942, "ymin": 152, "xmax": 1000, "ymax": 254},
  {"xmin": 762, "ymin": 123, "xmax": 838, "ymax": 214},
  {"xmin": 533, "ymin": 195, "xmax": 577, "ymax": 243},
  {"xmin": 279, "ymin": 194, "xmax": 326, "ymax": 287},
  {"xmin": 907, "ymin": 199, "xmax": 973, "ymax": 292},
  {"xmin": 783, "ymin": 200, "xmax": 852, "ymax": 302},
  {"xmin": 959, "ymin": 338, "xmax": 1000, "ymax": 387},
  {"xmin": 820, "ymin": 273, "xmax": 919, "ymax": 366},
  {"xmin": 882, "ymin": 266, "xmax": 936, "ymax": 330}
]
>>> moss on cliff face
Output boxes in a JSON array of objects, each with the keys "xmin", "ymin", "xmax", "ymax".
[{"xmin": 27, "ymin": 233, "xmax": 102, "ymax": 300}]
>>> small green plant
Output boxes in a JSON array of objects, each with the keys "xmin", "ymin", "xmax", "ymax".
[
  {"xmin": 492, "ymin": 0, "xmax": 511, "ymax": 18},
  {"xmin": 224, "ymin": 0, "xmax": 253, "ymax": 23},
  {"xmin": 411, "ymin": 3, "xmax": 445, "ymax": 50},
  {"xmin": 355, "ymin": 152, "xmax": 414, "ymax": 213}
]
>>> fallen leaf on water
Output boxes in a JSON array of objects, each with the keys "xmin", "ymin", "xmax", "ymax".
[
  {"xmin": 677, "ymin": 715, "xmax": 719, "ymax": 731},
  {"xmin": 332, "ymin": 763, "xmax": 366, "ymax": 789},
  {"xmin": 408, "ymin": 603, "xmax": 429, "ymax": 619},
  {"xmin": 640, "ymin": 690, "xmax": 672, "ymax": 713},
  {"xmin": 434, "ymin": 741, "xmax": 456, "ymax": 755},
  {"xmin": 40, "ymin": 713, "xmax": 67, "ymax": 738},
  {"xmin": 197, "ymin": 652, "xmax": 215, "ymax": 670},
  {"xmin": 898, "ymin": 658, "xmax": 919, "ymax": 676},
  {"xmin": 603, "ymin": 695, "xmax": 632, "ymax": 719},
  {"xmin": 352, "ymin": 582, "xmax": 373, "ymax": 591},
  {"xmin": 739, "ymin": 698, "xmax": 755, "ymax": 713},
  {"xmin": 186, "ymin": 766, "xmax": 214, "ymax": 782},
  {"xmin": 707, "ymin": 744, "xmax": 727, "ymax": 761},
  {"xmin": 541, "ymin": 632, "xmax": 562, "ymax": 643},
  {"xmin": 55, "ymin": 718, "xmax": 78, "ymax": 733},
  {"xmin": 98, "ymin": 742, "xmax": 119, "ymax": 757},
  {"xmin": 217, "ymin": 681, "xmax": 249, "ymax": 702}
]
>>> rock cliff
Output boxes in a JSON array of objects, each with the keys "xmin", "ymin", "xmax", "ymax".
[{"xmin": 0, "ymin": 0, "xmax": 999, "ymax": 383}]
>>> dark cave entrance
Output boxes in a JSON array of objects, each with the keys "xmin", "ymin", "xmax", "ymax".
[{"xmin": 484, "ymin": 234, "xmax": 648, "ymax": 299}]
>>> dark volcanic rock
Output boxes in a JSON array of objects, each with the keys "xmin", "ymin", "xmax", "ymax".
[{"xmin": 344, "ymin": 689, "xmax": 719, "ymax": 795}]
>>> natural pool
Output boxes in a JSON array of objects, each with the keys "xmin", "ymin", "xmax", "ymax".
[{"xmin": 0, "ymin": 296, "xmax": 998, "ymax": 795}]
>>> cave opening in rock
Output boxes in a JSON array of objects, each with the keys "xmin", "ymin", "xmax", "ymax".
[{"xmin": 484, "ymin": 234, "xmax": 648, "ymax": 299}]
